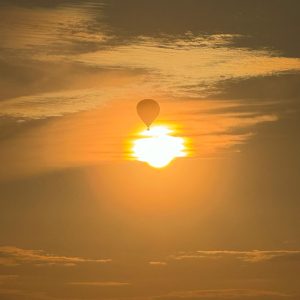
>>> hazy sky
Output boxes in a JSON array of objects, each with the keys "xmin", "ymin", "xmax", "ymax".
[{"xmin": 0, "ymin": 1, "xmax": 300, "ymax": 300}]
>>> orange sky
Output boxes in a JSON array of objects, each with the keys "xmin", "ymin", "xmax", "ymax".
[{"xmin": 0, "ymin": 1, "xmax": 300, "ymax": 300}]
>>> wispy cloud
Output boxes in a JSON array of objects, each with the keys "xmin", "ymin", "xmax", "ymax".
[
  {"xmin": 0, "ymin": 89, "xmax": 110, "ymax": 119},
  {"xmin": 0, "ymin": 3, "xmax": 107, "ymax": 53},
  {"xmin": 149, "ymin": 261, "xmax": 167, "ymax": 266},
  {"xmin": 1, "ymin": 30, "xmax": 299, "ymax": 119},
  {"xmin": 170, "ymin": 250, "xmax": 300, "ymax": 263},
  {"xmin": 72, "ymin": 35, "xmax": 300, "ymax": 98},
  {"xmin": 109, "ymin": 289, "xmax": 292, "ymax": 300},
  {"xmin": 0, "ymin": 288, "xmax": 293, "ymax": 300},
  {"xmin": 1, "ymin": 1, "xmax": 299, "ymax": 121},
  {"xmin": 68, "ymin": 281, "xmax": 130, "ymax": 287},
  {"xmin": 0, "ymin": 246, "xmax": 111, "ymax": 266},
  {"xmin": 155, "ymin": 289, "xmax": 291, "ymax": 299},
  {"xmin": 0, "ymin": 288, "xmax": 70, "ymax": 300}
]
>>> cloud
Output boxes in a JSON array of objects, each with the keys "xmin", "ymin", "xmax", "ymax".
[
  {"xmin": 1, "ymin": 1, "xmax": 299, "ymax": 122},
  {"xmin": 170, "ymin": 250, "xmax": 300, "ymax": 263},
  {"xmin": 0, "ymin": 281, "xmax": 129, "ymax": 300},
  {"xmin": 2, "ymin": 29, "xmax": 299, "ymax": 120},
  {"xmin": 155, "ymin": 289, "xmax": 291, "ymax": 299},
  {"xmin": 149, "ymin": 261, "xmax": 167, "ymax": 266},
  {"xmin": 0, "ymin": 89, "xmax": 108, "ymax": 119},
  {"xmin": 0, "ymin": 3, "xmax": 107, "ymax": 53},
  {"xmin": 0, "ymin": 288, "xmax": 70, "ymax": 300},
  {"xmin": 0, "ymin": 288, "xmax": 293, "ymax": 300},
  {"xmin": 102, "ymin": 0, "xmax": 300, "ymax": 57},
  {"xmin": 110, "ymin": 289, "xmax": 292, "ymax": 300},
  {"xmin": 68, "ymin": 281, "xmax": 130, "ymax": 287},
  {"xmin": 207, "ymin": 73, "xmax": 300, "ymax": 101},
  {"xmin": 0, "ymin": 97, "xmax": 281, "ymax": 182},
  {"xmin": 0, "ymin": 2, "xmax": 297, "ymax": 142},
  {"xmin": 72, "ymin": 35, "xmax": 300, "ymax": 99},
  {"xmin": 0, "ymin": 246, "xmax": 111, "ymax": 266}
]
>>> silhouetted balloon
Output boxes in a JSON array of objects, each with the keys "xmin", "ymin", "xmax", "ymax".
[{"xmin": 136, "ymin": 99, "xmax": 160, "ymax": 129}]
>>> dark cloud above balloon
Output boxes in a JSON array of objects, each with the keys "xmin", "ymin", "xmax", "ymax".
[{"xmin": 102, "ymin": 0, "xmax": 300, "ymax": 57}]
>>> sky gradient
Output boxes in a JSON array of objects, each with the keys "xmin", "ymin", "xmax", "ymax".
[{"xmin": 0, "ymin": 1, "xmax": 300, "ymax": 300}]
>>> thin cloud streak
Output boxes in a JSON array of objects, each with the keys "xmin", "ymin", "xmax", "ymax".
[
  {"xmin": 170, "ymin": 250, "xmax": 300, "ymax": 263},
  {"xmin": 111, "ymin": 289, "xmax": 292, "ymax": 300},
  {"xmin": 68, "ymin": 281, "xmax": 130, "ymax": 286},
  {"xmin": 0, "ymin": 246, "xmax": 111, "ymax": 266},
  {"xmin": 149, "ymin": 261, "xmax": 167, "ymax": 266},
  {"xmin": 155, "ymin": 289, "xmax": 291, "ymax": 299},
  {"xmin": 0, "ymin": 287, "xmax": 72, "ymax": 300},
  {"xmin": 0, "ymin": 2, "xmax": 107, "ymax": 53},
  {"xmin": 0, "ymin": 89, "xmax": 112, "ymax": 119}
]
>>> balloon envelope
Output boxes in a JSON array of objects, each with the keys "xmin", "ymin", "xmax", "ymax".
[{"xmin": 136, "ymin": 99, "xmax": 160, "ymax": 128}]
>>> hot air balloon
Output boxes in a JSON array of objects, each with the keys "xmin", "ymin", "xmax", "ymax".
[{"xmin": 136, "ymin": 99, "xmax": 160, "ymax": 130}]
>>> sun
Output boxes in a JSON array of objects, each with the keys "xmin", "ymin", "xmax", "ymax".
[{"xmin": 132, "ymin": 126, "xmax": 186, "ymax": 168}]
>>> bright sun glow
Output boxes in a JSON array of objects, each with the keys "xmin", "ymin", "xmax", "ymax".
[{"xmin": 132, "ymin": 126, "xmax": 186, "ymax": 168}]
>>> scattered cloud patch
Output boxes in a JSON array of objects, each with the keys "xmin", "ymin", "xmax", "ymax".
[
  {"xmin": 155, "ymin": 288, "xmax": 291, "ymax": 299},
  {"xmin": 0, "ymin": 287, "xmax": 67, "ymax": 300},
  {"xmin": 0, "ymin": 89, "xmax": 109, "ymax": 119},
  {"xmin": 149, "ymin": 261, "xmax": 167, "ymax": 266},
  {"xmin": 73, "ymin": 35, "xmax": 300, "ymax": 98},
  {"xmin": 68, "ymin": 281, "xmax": 130, "ymax": 287},
  {"xmin": 0, "ymin": 246, "xmax": 111, "ymax": 266},
  {"xmin": 170, "ymin": 250, "xmax": 300, "ymax": 263}
]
